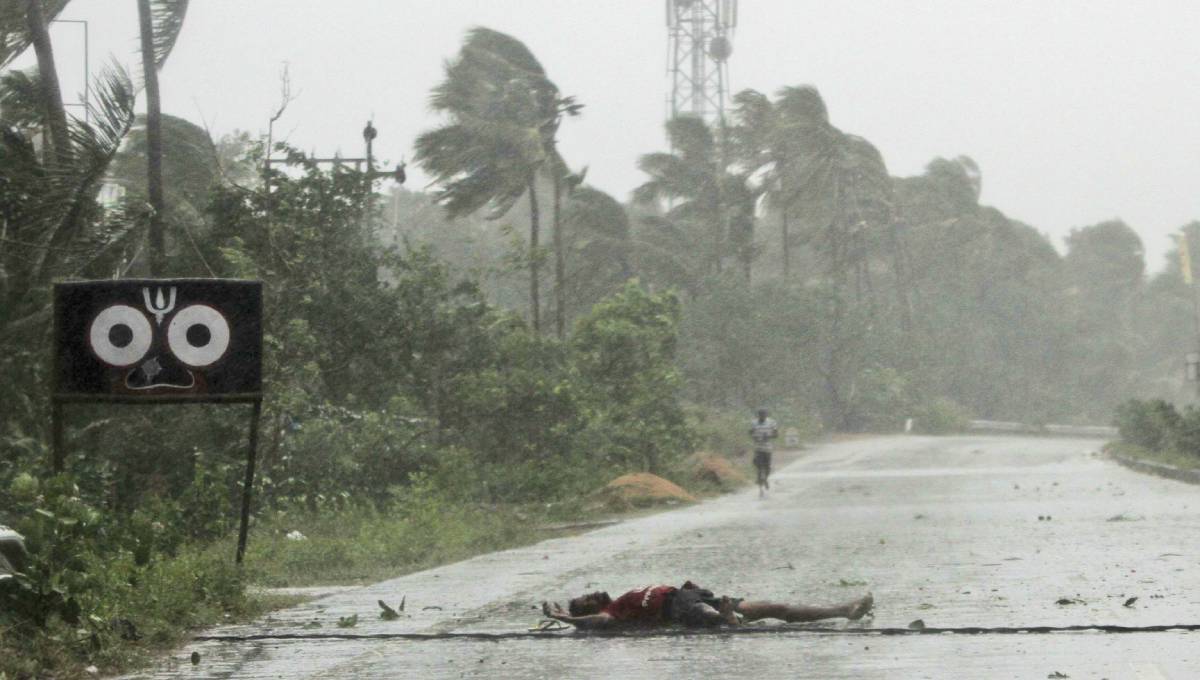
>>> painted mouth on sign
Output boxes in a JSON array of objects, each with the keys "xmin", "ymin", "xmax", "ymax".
[{"xmin": 117, "ymin": 356, "xmax": 205, "ymax": 395}]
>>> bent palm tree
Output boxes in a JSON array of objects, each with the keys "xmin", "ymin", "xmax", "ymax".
[
  {"xmin": 416, "ymin": 27, "xmax": 578, "ymax": 334},
  {"xmin": 635, "ymin": 116, "xmax": 755, "ymax": 286}
]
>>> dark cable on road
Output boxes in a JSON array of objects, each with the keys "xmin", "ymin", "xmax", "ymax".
[{"xmin": 194, "ymin": 622, "xmax": 1200, "ymax": 644}]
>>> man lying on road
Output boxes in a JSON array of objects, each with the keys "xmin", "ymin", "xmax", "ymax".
[{"xmin": 541, "ymin": 580, "xmax": 873, "ymax": 629}]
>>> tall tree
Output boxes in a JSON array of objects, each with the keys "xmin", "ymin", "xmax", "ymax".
[
  {"xmin": 416, "ymin": 27, "xmax": 577, "ymax": 334},
  {"xmin": 136, "ymin": 0, "xmax": 189, "ymax": 276},
  {"xmin": 635, "ymin": 116, "xmax": 755, "ymax": 288},
  {"xmin": 22, "ymin": 0, "xmax": 70, "ymax": 165}
]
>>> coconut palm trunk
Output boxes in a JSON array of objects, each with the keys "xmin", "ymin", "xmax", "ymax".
[
  {"xmin": 24, "ymin": 0, "xmax": 70, "ymax": 165},
  {"xmin": 527, "ymin": 179, "xmax": 541, "ymax": 333},
  {"xmin": 552, "ymin": 170, "xmax": 565, "ymax": 338},
  {"xmin": 137, "ymin": 0, "xmax": 167, "ymax": 275}
]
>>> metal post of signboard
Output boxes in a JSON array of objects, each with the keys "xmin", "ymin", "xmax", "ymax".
[
  {"xmin": 50, "ymin": 401, "xmax": 64, "ymax": 473},
  {"xmin": 236, "ymin": 399, "xmax": 262, "ymax": 564}
]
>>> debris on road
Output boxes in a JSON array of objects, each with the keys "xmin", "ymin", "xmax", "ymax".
[
  {"xmin": 337, "ymin": 614, "xmax": 358, "ymax": 628},
  {"xmin": 1106, "ymin": 513, "xmax": 1143, "ymax": 522},
  {"xmin": 907, "ymin": 619, "xmax": 926, "ymax": 630},
  {"xmin": 1055, "ymin": 597, "xmax": 1085, "ymax": 606},
  {"xmin": 378, "ymin": 599, "xmax": 402, "ymax": 620},
  {"xmin": 1123, "ymin": 597, "xmax": 1138, "ymax": 607}
]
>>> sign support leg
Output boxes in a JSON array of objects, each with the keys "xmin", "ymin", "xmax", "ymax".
[
  {"xmin": 51, "ymin": 401, "xmax": 64, "ymax": 473},
  {"xmin": 236, "ymin": 399, "xmax": 262, "ymax": 564}
]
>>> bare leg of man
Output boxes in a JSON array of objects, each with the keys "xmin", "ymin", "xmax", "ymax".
[{"xmin": 736, "ymin": 592, "xmax": 873, "ymax": 623}]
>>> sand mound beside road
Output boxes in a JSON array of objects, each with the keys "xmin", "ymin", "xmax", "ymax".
[
  {"xmin": 595, "ymin": 472, "xmax": 697, "ymax": 510},
  {"xmin": 689, "ymin": 452, "xmax": 747, "ymax": 490}
]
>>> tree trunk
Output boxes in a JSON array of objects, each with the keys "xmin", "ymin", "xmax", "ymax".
[
  {"xmin": 781, "ymin": 207, "xmax": 790, "ymax": 280},
  {"xmin": 137, "ymin": 0, "xmax": 167, "ymax": 276},
  {"xmin": 25, "ymin": 0, "xmax": 70, "ymax": 166},
  {"xmin": 552, "ymin": 170, "xmax": 565, "ymax": 339},
  {"xmin": 527, "ymin": 179, "xmax": 541, "ymax": 333}
]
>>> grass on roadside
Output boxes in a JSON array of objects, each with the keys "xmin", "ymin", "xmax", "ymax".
[
  {"xmin": 238, "ymin": 500, "xmax": 545, "ymax": 587},
  {"xmin": 1106, "ymin": 441, "xmax": 1200, "ymax": 470}
]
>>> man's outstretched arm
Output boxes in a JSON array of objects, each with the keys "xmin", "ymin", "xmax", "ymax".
[{"xmin": 542, "ymin": 601, "xmax": 618, "ymax": 630}]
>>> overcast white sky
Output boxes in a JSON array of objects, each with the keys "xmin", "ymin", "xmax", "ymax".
[{"xmin": 20, "ymin": 0, "xmax": 1200, "ymax": 269}]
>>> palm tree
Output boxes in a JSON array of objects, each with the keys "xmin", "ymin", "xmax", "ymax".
[
  {"xmin": 560, "ymin": 184, "xmax": 633, "ymax": 319},
  {"xmin": 1, "ymin": 3, "xmax": 145, "ymax": 337},
  {"xmin": 1, "ymin": 67, "xmax": 138, "ymax": 338},
  {"xmin": 635, "ymin": 116, "xmax": 754, "ymax": 286},
  {"xmin": 416, "ymin": 27, "xmax": 578, "ymax": 334},
  {"xmin": 136, "ymin": 0, "xmax": 190, "ymax": 276},
  {"xmin": 18, "ymin": 0, "xmax": 71, "ymax": 165}
]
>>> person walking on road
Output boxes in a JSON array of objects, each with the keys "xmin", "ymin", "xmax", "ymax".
[
  {"xmin": 749, "ymin": 408, "xmax": 779, "ymax": 496},
  {"xmin": 542, "ymin": 580, "xmax": 873, "ymax": 630}
]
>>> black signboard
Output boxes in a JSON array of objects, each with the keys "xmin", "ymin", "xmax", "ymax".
[
  {"xmin": 51, "ymin": 278, "xmax": 265, "ymax": 563},
  {"xmin": 54, "ymin": 279, "xmax": 262, "ymax": 402}
]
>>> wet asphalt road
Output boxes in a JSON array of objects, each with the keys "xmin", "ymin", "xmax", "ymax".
[{"xmin": 123, "ymin": 436, "xmax": 1200, "ymax": 679}]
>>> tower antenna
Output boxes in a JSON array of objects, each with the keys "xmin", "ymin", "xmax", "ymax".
[{"xmin": 666, "ymin": 0, "xmax": 737, "ymax": 125}]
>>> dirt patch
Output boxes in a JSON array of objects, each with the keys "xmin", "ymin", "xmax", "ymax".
[
  {"xmin": 593, "ymin": 472, "xmax": 698, "ymax": 510},
  {"xmin": 689, "ymin": 452, "xmax": 748, "ymax": 490}
]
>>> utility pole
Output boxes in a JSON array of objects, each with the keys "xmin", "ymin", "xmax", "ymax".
[{"xmin": 262, "ymin": 122, "xmax": 406, "ymax": 198}]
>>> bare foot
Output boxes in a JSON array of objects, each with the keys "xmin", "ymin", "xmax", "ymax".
[
  {"xmin": 719, "ymin": 596, "xmax": 740, "ymax": 626},
  {"xmin": 847, "ymin": 592, "xmax": 874, "ymax": 621}
]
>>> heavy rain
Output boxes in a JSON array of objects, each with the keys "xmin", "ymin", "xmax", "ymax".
[{"xmin": 2, "ymin": 1, "xmax": 1199, "ymax": 678}]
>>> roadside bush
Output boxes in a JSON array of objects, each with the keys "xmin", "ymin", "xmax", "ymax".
[
  {"xmin": 1169, "ymin": 406, "xmax": 1200, "ymax": 459},
  {"xmin": 0, "ymin": 475, "xmax": 251, "ymax": 678},
  {"xmin": 267, "ymin": 402, "xmax": 436, "ymax": 508},
  {"xmin": 1114, "ymin": 399, "xmax": 1180, "ymax": 451},
  {"xmin": 911, "ymin": 397, "xmax": 969, "ymax": 434},
  {"xmin": 689, "ymin": 407, "xmax": 751, "ymax": 457},
  {"xmin": 572, "ymin": 282, "xmax": 694, "ymax": 474}
]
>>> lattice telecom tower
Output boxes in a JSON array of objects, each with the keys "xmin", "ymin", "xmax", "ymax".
[{"xmin": 666, "ymin": 0, "xmax": 738, "ymax": 125}]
